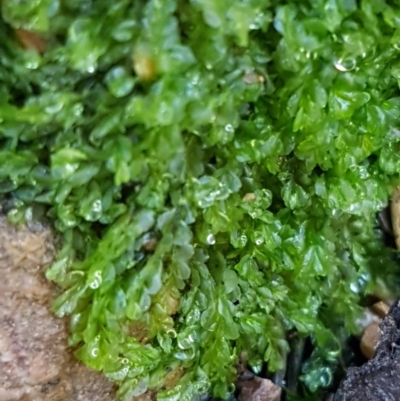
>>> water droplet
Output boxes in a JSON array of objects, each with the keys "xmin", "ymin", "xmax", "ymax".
[
  {"xmin": 177, "ymin": 332, "xmax": 197, "ymax": 349},
  {"xmin": 89, "ymin": 280, "xmax": 100, "ymax": 289},
  {"xmin": 25, "ymin": 58, "xmax": 40, "ymax": 69},
  {"xmin": 84, "ymin": 199, "xmax": 103, "ymax": 221},
  {"xmin": 89, "ymin": 270, "xmax": 102, "ymax": 289},
  {"xmin": 255, "ymin": 237, "xmax": 264, "ymax": 245},
  {"xmin": 206, "ymin": 233, "xmax": 216, "ymax": 245},
  {"xmin": 87, "ymin": 65, "xmax": 95, "ymax": 73},
  {"xmin": 174, "ymin": 347, "xmax": 196, "ymax": 361},
  {"xmin": 249, "ymin": 359, "xmax": 263, "ymax": 374},
  {"xmin": 334, "ymin": 58, "xmax": 356, "ymax": 72},
  {"xmin": 91, "ymin": 348, "xmax": 99, "ymax": 357},
  {"xmin": 225, "ymin": 124, "xmax": 234, "ymax": 133},
  {"xmin": 197, "ymin": 190, "xmax": 221, "ymax": 208},
  {"xmin": 249, "ymin": 11, "xmax": 266, "ymax": 30},
  {"xmin": 231, "ymin": 231, "xmax": 248, "ymax": 248},
  {"xmin": 347, "ymin": 204, "xmax": 355, "ymax": 212},
  {"xmin": 350, "ymin": 281, "xmax": 360, "ymax": 293},
  {"xmin": 330, "ymin": 208, "xmax": 341, "ymax": 217}
]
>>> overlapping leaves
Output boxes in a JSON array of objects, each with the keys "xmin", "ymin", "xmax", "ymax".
[{"xmin": 1, "ymin": 0, "xmax": 400, "ymax": 400}]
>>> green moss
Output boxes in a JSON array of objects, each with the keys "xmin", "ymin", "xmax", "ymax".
[{"xmin": 1, "ymin": 0, "xmax": 400, "ymax": 399}]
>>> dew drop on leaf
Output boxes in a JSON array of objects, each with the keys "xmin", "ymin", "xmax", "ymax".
[
  {"xmin": 88, "ymin": 270, "xmax": 102, "ymax": 289},
  {"xmin": 255, "ymin": 237, "xmax": 264, "ymax": 245},
  {"xmin": 334, "ymin": 58, "xmax": 357, "ymax": 72},
  {"xmin": 224, "ymin": 124, "xmax": 234, "ymax": 133},
  {"xmin": 206, "ymin": 233, "xmax": 216, "ymax": 245}
]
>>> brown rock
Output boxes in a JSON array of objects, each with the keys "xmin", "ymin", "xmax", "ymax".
[
  {"xmin": 360, "ymin": 322, "xmax": 380, "ymax": 359},
  {"xmin": 237, "ymin": 376, "xmax": 281, "ymax": 401},
  {"xmin": 0, "ymin": 216, "xmax": 118, "ymax": 401},
  {"xmin": 371, "ymin": 301, "xmax": 390, "ymax": 318}
]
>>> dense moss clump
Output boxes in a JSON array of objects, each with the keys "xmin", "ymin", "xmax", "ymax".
[{"xmin": 2, "ymin": 0, "xmax": 400, "ymax": 399}]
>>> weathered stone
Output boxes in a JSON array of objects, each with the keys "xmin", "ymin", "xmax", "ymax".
[
  {"xmin": 371, "ymin": 301, "xmax": 390, "ymax": 318},
  {"xmin": 237, "ymin": 376, "xmax": 281, "ymax": 401},
  {"xmin": 360, "ymin": 322, "xmax": 380, "ymax": 360},
  {"xmin": 334, "ymin": 300, "xmax": 400, "ymax": 401},
  {"xmin": 0, "ymin": 216, "xmax": 118, "ymax": 401}
]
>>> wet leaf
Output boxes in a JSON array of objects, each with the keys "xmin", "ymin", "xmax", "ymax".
[{"xmin": 2, "ymin": 0, "xmax": 400, "ymax": 399}]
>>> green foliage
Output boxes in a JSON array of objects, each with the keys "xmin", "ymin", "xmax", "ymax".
[{"xmin": 1, "ymin": 0, "xmax": 400, "ymax": 399}]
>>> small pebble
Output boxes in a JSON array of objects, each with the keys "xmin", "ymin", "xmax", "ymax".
[
  {"xmin": 371, "ymin": 301, "xmax": 389, "ymax": 318},
  {"xmin": 237, "ymin": 376, "xmax": 281, "ymax": 401},
  {"xmin": 360, "ymin": 322, "xmax": 380, "ymax": 360}
]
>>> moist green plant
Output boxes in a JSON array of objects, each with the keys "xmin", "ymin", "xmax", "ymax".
[{"xmin": 2, "ymin": 0, "xmax": 400, "ymax": 399}]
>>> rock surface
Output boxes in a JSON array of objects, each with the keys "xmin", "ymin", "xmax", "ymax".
[
  {"xmin": 237, "ymin": 376, "xmax": 281, "ymax": 401},
  {"xmin": 0, "ymin": 216, "xmax": 118, "ymax": 401},
  {"xmin": 334, "ymin": 300, "xmax": 400, "ymax": 401}
]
